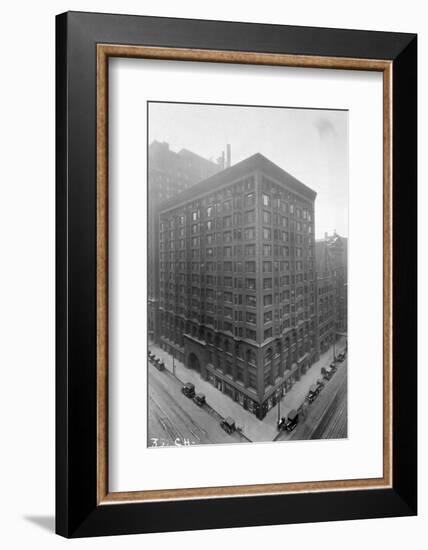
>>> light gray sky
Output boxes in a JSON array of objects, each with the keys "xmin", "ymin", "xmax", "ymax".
[{"xmin": 149, "ymin": 102, "xmax": 348, "ymax": 239}]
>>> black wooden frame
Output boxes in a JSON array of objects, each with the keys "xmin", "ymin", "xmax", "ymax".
[{"xmin": 56, "ymin": 10, "xmax": 417, "ymax": 538}]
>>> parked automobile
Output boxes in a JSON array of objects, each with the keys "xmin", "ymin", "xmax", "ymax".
[
  {"xmin": 181, "ymin": 382, "xmax": 195, "ymax": 398},
  {"xmin": 285, "ymin": 409, "xmax": 299, "ymax": 432},
  {"xmin": 156, "ymin": 360, "xmax": 165, "ymax": 371},
  {"xmin": 220, "ymin": 417, "xmax": 236, "ymax": 434},
  {"xmin": 316, "ymin": 379, "xmax": 325, "ymax": 392},
  {"xmin": 337, "ymin": 352, "xmax": 346, "ymax": 362},
  {"xmin": 330, "ymin": 362, "xmax": 337, "ymax": 371},
  {"xmin": 308, "ymin": 383, "xmax": 319, "ymax": 403},
  {"xmin": 193, "ymin": 393, "xmax": 206, "ymax": 407},
  {"xmin": 321, "ymin": 366, "xmax": 333, "ymax": 380},
  {"xmin": 277, "ymin": 417, "xmax": 286, "ymax": 431}
]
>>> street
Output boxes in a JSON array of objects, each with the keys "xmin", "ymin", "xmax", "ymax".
[
  {"xmin": 148, "ymin": 362, "xmax": 249, "ymax": 447},
  {"xmin": 276, "ymin": 358, "xmax": 348, "ymax": 442}
]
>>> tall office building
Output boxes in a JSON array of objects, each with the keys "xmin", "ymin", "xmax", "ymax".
[
  {"xmin": 148, "ymin": 141, "xmax": 221, "ymax": 342},
  {"xmin": 158, "ymin": 153, "xmax": 317, "ymax": 419}
]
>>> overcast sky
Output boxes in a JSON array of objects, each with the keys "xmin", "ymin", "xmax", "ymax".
[{"xmin": 149, "ymin": 102, "xmax": 348, "ymax": 239}]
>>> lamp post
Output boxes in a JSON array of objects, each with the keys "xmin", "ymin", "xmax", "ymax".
[{"xmin": 277, "ymin": 388, "xmax": 282, "ymax": 424}]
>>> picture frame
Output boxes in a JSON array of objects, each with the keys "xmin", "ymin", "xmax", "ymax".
[{"xmin": 56, "ymin": 10, "xmax": 417, "ymax": 538}]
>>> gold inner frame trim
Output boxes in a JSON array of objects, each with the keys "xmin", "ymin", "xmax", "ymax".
[{"xmin": 96, "ymin": 44, "xmax": 393, "ymax": 505}]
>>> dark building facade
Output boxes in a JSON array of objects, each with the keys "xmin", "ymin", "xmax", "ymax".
[
  {"xmin": 157, "ymin": 153, "xmax": 317, "ymax": 419},
  {"xmin": 315, "ymin": 232, "xmax": 348, "ymax": 357},
  {"xmin": 315, "ymin": 240, "xmax": 335, "ymax": 354},
  {"xmin": 326, "ymin": 233, "xmax": 348, "ymax": 334},
  {"xmin": 148, "ymin": 141, "xmax": 221, "ymax": 342}
]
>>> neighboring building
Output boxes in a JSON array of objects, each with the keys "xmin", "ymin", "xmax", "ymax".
[
  {"xmin": 148, "ymin": 141, "xmax": 221, "ymax": 342},
  {"xmin": 326, "ymin": 233, "xmax": 348, "ymax": 334},
  {"xmin": 158, "ymin": 153, "xmax": 317, "ymax": 419},
  {"xmin": 315, "ymin": 232, "xmax": 348, "ymax": 357},
  {"xmin": 315, "ymin": 240, "xmax": 335, "ymax": 354}
]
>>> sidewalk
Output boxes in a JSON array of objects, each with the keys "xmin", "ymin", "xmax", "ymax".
[{"xmin": 148, "ymin": 337, "xmax": 346, "ymax": 443}]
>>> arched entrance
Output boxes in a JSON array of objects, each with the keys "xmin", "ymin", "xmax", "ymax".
[{"xmin": 188, "ymin": 352, "xmax": 201, "ymax": 372}]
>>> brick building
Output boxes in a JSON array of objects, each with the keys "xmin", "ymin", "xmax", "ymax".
[
  {"xmin": 315, "ymin": 240, "xmax": 335, "ymax": 354},
  {"xmin": 148, "ymin": 141, "xmax": 221, "ymax": 342},
  {"xmin": 157, "ymin": 153, "xmax": 317, "ymax": 419},
  {"xmin": 326, "ymin": 233, "xmax": 348, "ymax": 334},
  {"xmin": 315, "ymin": 232, "xmax": 348, "ymax": 357}
]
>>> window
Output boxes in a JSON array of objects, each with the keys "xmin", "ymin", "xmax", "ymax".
[
  {"xmin": 264, "ymin": 327, "xmax": 273, "ymax": 340},
  {"xmin": 246, "ymin": 295, "xmax": 256, "ymax": 307},
  {"xmin": 224, "ymin": 307, "xmax": 233, "ymax": 319},
  {"xmin": 245, "ymin": 192, "xmax": 255, "ymax": 207},
  {"xmin": 192, "ymin": 210, "xmax": 198, "ymax": 221},
  {"xmin": 263, "ymin": 278, "xmax": 272, "ymax": 289},
  {"xmin": 246, "ymin": 311, "xmax": 256, "ymax": 324},
  {"xmin": 263, "ymin": 294, "xmax": 273, "ymax": 306},
  {"xmin": 224, "ymin": 276, "xmax": 233, "ymax": 287},
  {"xmin": 262, "ymin": 193, "xmax": 270, "ymax": 207},
  {"xmin": 206, "ymin": 234, "xmax": 214, "ymax": 244},
  {"xmin": 246, "ymin": 328, "xmax": 257, "ymax": 341},
  {"xmin": 263, "ymin": 245, "xmax": 272, "ymax": 257},
  {"xmin": 248, "ymin": 372, "xmax": 257, "ymax": 389},
  {"xmin": 207, "ymin": 205, "xmax": 214, "ymax": 217},
  {"xmin": 246, "ymin": 278, "xmax": 256, "ymax": 290},
  {"xmin": 224, "ymin": 261, "xmax": 233, "ymax": 272},
  {"xmin": 246, "ymin": 349, "xmax": 256, "ymax": 364},
  {"xmin": 244, "ymin": 244, "xmax": 256, "ymax": 256},
  {"xmin": 206, "ymin": 247, "xmax": 214, "ymax": 257},
  {"xmin": 224, "ymin": 291, "xmax": 232, "ymax": 303},
  {"xmin": 244, "ymin": 227, "xmax": 256, "ymax": 240},
  {"xmin": 244, "ymin": 210, "xmax": 255, "ymax": 224},
  {"xmin": 223, "ymin": 215, "xmax": 232, "ymax": 228},
  {"xmin": 207, "ymin": 220, "xmax": 215, "ymax": 230},
  {"xmin": 223, "ymin": 199, "xmax": 232, "ymax": 212},
  {"xmin": 224, "ymin": 322, "xmax": 233, "ymax": 333},
  {"xmin": 264, "ymin": 310, "xmax": 273, "ymax": 323},
  {"xmin": 263, "ymin": 261, "xmax": 272, "ymax": 273},
  {"xmin": 234, "ymin": 294, "xmax": 243, "ymax": 305},
  {"xmin": 223, "ymin": 231, "xmax": 232, "ymax": 243},
  {"xmin": 224, "ymin": 246, "xmax": 232, "ymax": 258},
  {"xmin": 191, "ymin": 223, "xmax": 199, "ymax": 234},
  {"xmin": 262, "ymin": 227, "xmax": 271, "ymax": 240},
  {"xmin": 262, "ymin": 211, "xmax": 271, "ymax": 224},
  {"xmin": 233, "ymin": 212, "xmax": 242, "ymax": 225},
  {"xmin": 245, "ymin": 261, "xmax": 256, "ymax": 273}
]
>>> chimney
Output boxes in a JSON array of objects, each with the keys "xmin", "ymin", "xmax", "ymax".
[
  {"xmin": 217, "ymin": 152, "xmax": 225, "ymax": 170},
  {"xmin": 226, "ymin": 144, "xmax": 231, "ymax": 168}
]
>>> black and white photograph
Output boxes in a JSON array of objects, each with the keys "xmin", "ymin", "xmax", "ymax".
[{"xmin": 147, "ymin": 102, "xmax": 348, "ymax": 447}]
